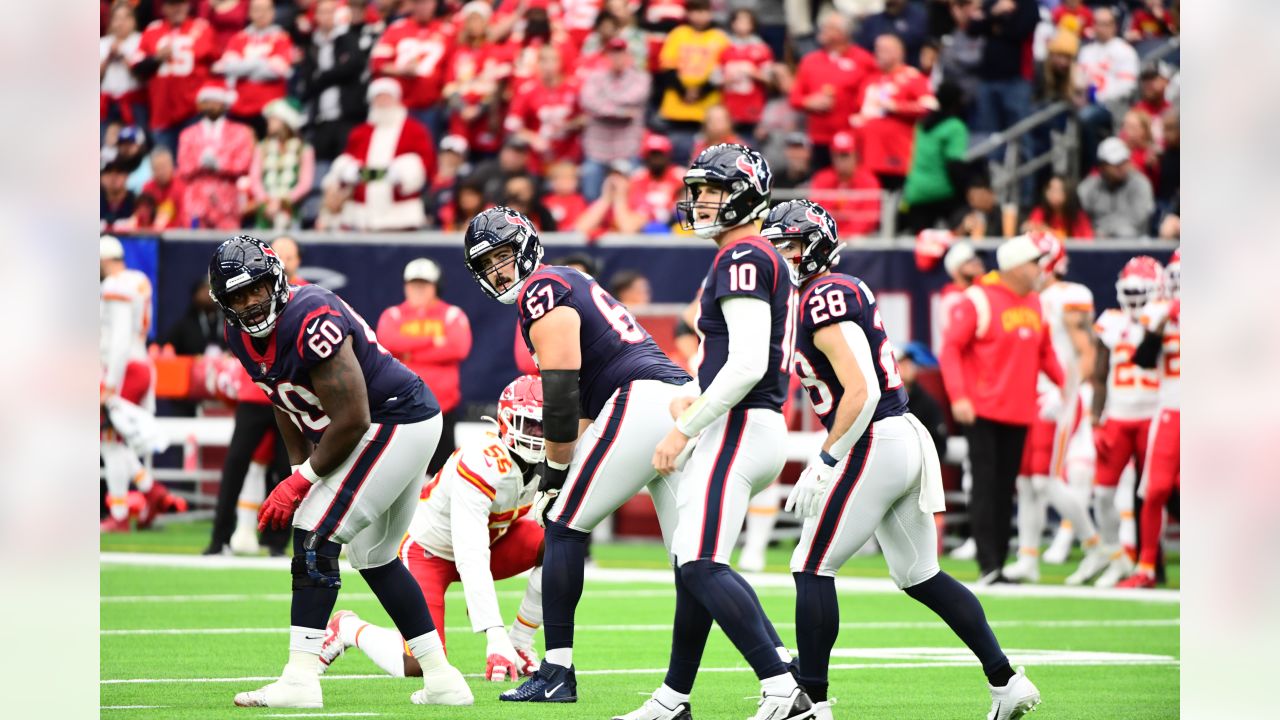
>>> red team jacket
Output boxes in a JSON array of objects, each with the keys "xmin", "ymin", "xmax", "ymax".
[
  {"xmin": 855, "ymin": 65, "xmax": 934, "ymax": 179},
  {"xmin": 376, "ymin": 299, "xmax": 473, "ymax": 415},
  {"xmin": 218, "ymin": 25, "xmax": 294, "ymax": 117},
  {"xmin": 789, "ymin": 45, "xmax": 876, "ymax": 146}
]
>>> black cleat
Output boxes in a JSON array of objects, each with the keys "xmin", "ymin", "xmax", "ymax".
[{"xmin": 499, "ymin": 662, "xmax": 577, "ymax": 703}]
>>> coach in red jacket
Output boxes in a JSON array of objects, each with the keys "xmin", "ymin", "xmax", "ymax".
[
  {"xmin": 377, "ymin": 258, "xmax": 473, "ymax": 474},
  {"xmin": 941, "ymin": 235, "xmax": 1065, "ymax": 583}
]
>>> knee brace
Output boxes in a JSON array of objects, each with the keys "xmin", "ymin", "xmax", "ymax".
[{"xmin": 292, "ymin": 530, "xmax": 342, "ymax": 590}]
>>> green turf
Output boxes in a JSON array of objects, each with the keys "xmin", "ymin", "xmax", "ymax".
[{"xmin": 102, "ymin": 526, "xmax": 1180, "ymax": 719}]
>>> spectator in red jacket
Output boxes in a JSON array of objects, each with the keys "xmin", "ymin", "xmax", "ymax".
[
  {"xmin": 809, "ymin": 131, "xmax": 882, "ymax": 237},
  {"xmin": 213, "ymin": 0, "xmax": 293, "ymax": 136},
  {"xmin": 376, "ymin": 257, "xmax": 473, "ymax": 475},
  {"xmin": 628, "ymin": 134, "xmax": 685, "ymax": 231},
  {"xmin": 138, "ymin": 147, "xmax": 185, "ymax": 230},
  {"xmin": 197, "ymin": 0, "xmax": 249, "ymax": 56},
  {"xmin": 1125, "ymin": 0, "xmax": 1178, "ymax": 42},
  {"xmin": 850, "ymin": 33, "xmax": 936, "ymax": 191},
  {"xmin": 789, "ymin": 11, "xmax": 876, "ymax": 170},
  {"xmin": 1024, "ymin": 175, "xmax": 1093, "ymax": 239},
  {"xmin": 719, "ymin": 8, "xmax": 775, "ymax": 139},
  {"xmin": 1051, "ymin": 0, "xmax": 1094, "ymax": 39}
]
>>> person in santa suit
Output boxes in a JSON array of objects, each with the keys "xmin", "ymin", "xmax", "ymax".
[
  {"xmin": 176, "ymin": 80, "xmax": 256, "ymax": 229},
  {"xmin": 323, "ymin": 78, "xmax": 436, "ymax": 231},
  {"xmin": 213, "ymin": 0, "xmax": 294, "ymax": 137}
]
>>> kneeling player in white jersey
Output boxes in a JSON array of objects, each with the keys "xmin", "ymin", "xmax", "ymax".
[
  {"xmin": 322, "ymin": 375, "xmax": 547, "ymax": 681},
  {"xmin": 1004, "ymin": 234, "xmax": 1110, "ymax": 584},
  {"xmin": 767, "ymin": 201, "xmax": 1040, "ymax": 720},
  {"xmin": 1090, "ymin": 256, "xmax": 1163, "ymax": 586}
]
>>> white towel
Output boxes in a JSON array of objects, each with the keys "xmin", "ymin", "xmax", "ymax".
[{"xmin": 906, "ymin": 413, "xmax": 946, "ymax": 513}]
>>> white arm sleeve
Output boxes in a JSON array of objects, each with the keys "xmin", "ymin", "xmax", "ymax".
[
  {"xmin": 676, "ymin": 296, "xmax": 772, "ymax": 437},
  {"xmin": 103, "ymin": 299, "xmax": 134, "ymax": 392},
  {"xmin": 449, "ymin": 485, "xmax": 505, "ymax": 633},
  {"xmin": 827, "ymin": 321, "xmax": 882, "ymax": 460}
]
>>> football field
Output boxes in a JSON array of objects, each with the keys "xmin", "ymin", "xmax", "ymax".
[{"xmin": 102, "ymin": 524, "xmax": 1179, "ymax": 719}]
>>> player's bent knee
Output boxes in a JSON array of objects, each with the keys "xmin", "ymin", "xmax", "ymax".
[
  {"xmin": 545, "ymin": 520, "xmax": 590, "ymax": 544},
  {"xmin": 893, "ymin": 563, "xmax": 941, "ymax": 591},
  {"xmin": 291, "ymin": 553, "xmax": 341, "ymax": 589}
]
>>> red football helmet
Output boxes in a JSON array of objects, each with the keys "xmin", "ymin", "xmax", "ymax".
[
  {"xmin": 1164, "ymin": 248, "xmax": 1180, "ymax": 299},
  {"xmin": 1116, "ymin": 255, "xmax": 1164, "ymax": 319},
  {"xmin": 497, "ymin": 375, "xmax": 545, "ymax": 464},
  {"xmin": 1032, "ymin": 231, "xmax": 1068, "ymax": 277}
]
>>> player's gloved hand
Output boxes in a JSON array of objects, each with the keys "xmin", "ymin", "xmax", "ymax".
[
  {"xmin": 532, "ymin": 490, "xmax": 558, "ymax": 529},
  {"xmin": 785, "ymin": 451, "xmax": 839, "ymax": 519},
  {"xmin": 258, "ymin": 465, "xmax": 316, "ymax": 531},
  {"xmin": 536, "ymin": 460, "xmax": 570, "ymax": 493},
  {"xmin": 484, "ymin": 627, "xmax": 522, "ymax": 682},
  {"xmin": 511, "ymin": 639, "xmax": 540, "ymax": 676}
]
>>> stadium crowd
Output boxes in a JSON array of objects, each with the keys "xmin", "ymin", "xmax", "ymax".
[{"xmin": 101, "ymin": 0, "xmax": 1180, "ymax": 240}]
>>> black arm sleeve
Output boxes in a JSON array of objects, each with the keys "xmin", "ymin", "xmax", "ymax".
[
  {"xmin": 1132, "ymin": 330, "xmax": 1163, "ymax": 369},
  {"xmin": 132, "ymin": 57, "xmax": 161, "ymax": 79},
  {"xmin": 540, "ymin": 369, "xmax": 581, "ymax": 443}
]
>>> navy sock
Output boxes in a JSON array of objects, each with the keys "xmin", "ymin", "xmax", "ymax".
[
  {"xmin": 542, "ymin": 521, "xmax": 591, "ymax": 653},
  {"xmin": 360, "ymin": 559, "xmax": 437, "ymax": 640},
  {"xmin": 904, "ymin": 571, "xmax": 1013, "ymax": 686},
  {"xmin": 680, "ymin": 560, "xmax": 787, "ymax": 680},
  {"xmin": 663, "ymin": 565, "xmax": 714, "ymax": 694},
  {"xmin": 290, "ymin": 528, "xmax": 340, "ymax": 629},
  {"xmin": 792, "ymin": 572, "xmax": 837, "ymax": 702},
  {"xmin": 729, "ymin": 570, "xmax": 785, "ymax": 651}
]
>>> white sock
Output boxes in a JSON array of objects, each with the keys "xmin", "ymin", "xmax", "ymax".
[
  {"xmin": 102, "ymin": 442, "xmax": 132, "ymax": 521},
  {"xmin": 236, "ymin": 461, "xmax": 268, "ymax": 531},
  {"xmin": 348, "ymin": 622, "xmax": 408, "ymax": 677},
  {"xmin": 742, "ymin": 483, "xmax": 780, "ymax": 557},
  {"xmin": 406, "ymin": 630, "xmax": 447, "ymax": 675},
  {"xmin": 1045, "ymin": 477, "xmax": 1097, "ymax": 541},
  {"xmin": 545, "ymin": 647, "xmax": 573, "ymax": 668},
  {"xmin": 286, "ymin": 626, "xmax": 325, "ymax": 677},
  {"xmin": 1094, "ymin": 487, "xmax": 1121, "ymax": 546},
  {"xmin": 1014, "ymin": 476, "xmax": 1045, "ymax": 557},
  {"xmin": 284, "ymin": 650, "xmax": 322, "ymax": 679},
  {"xmin": 654, "ymin": 683, "xmax": 691, "ymax": 708},
  {"xmin": 760, "ymin": 671, "xmax": 798, "ymax": 697},
  {"xmin": 510, "ymin": 566, "xmax": 543, "ymax": 647},
  {"xmin": 131, "ymin": 453, "xmax": 154, "ymax": 492}
]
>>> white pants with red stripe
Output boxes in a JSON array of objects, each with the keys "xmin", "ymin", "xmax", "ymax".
[
  {"xmin": 294, "ymin": 414, "xmax": 442, "ymax": 569},
  {"xmin": 790, "ymin": 415, "xmax": 939, "ymax": 589},
  {"xmin": 550, "ymin": 379, "xmax": 695, "ymax": 537},
  {"xmin": 671, "ymin": 407, "xmax": 788, "ymax": 567}
]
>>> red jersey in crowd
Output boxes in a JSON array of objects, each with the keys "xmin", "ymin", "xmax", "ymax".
[
  {"xmin": 503, "ymin": 37, "xmax": 581, "ymax": 86},
  {"xmin": 544, "ymin": 192, "xmax": 588, "ymax": 230},
  {"xmin": 197, "ymin": 0, "xmax": 248, "ymax": 55},
  {"xmin": 855, "ymin": 64, "xmax": 934, "ymax": 179},
  {"xmin": 1051, "ymin": 4, "xmax": 1094, "ymax": 38},
  {"xmin": 719, "ymin": 37, "xmax": 773, "ymax": 125},
  {"xmin": 1127, "ymin": 7, "xmax": 1178, "ymax": 39},
  {"xmin": 217, "ymin": 25, "xmax": 294, "ymax": 117},
  {"xmin": 809, "ymin": 166, "xmax": 882, "ymax": 236},
  {"xmin": 132, "ymin": 17, "xmax": 216, "ymax": 130},
  {"xmin": 940, "ymin": 272, "xmax": 1065, "ymax": 426},
  {"xmin": 444, "ymin": 42, "xmax": 510, "ymax": 155},
  {"xmin": 628, "ymin": 165, "xmax": 685, "ymax": 227},
  {"xmin": 560, "ymin": 0, "xmax": 603, "ymax": 46},
  {"xmin": 371, "ymin": 16, "xmax": 456, "ymax": 109},
  {"xmin": 1026, "ymin": 207, "xmax": 1093, "ymax": 240},
  {"xmin": 506, "ymin": 75, "xmax": 583, "ymax": 167},
  {"xmin": 376, "ymin": 299, "xmax": 473, "ymax": 415},
  {"xmin": 139, "ymin": 176, "xmax": 186, "ymax": 230},
  {"xmin": 789, "ymin": 44, "xmax": 876, "ymax": 146}
]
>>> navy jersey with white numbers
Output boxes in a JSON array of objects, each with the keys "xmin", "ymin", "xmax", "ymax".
[
  {"xmin": 226, "ymin": 284, "xmax": 439, "ymax": 443},
  {"xmin": 695, "ymin": 236, "xmax": 798, "ymax": 411},
  {"xmin": 517, "ymin": 266, "xmax": 691, "ymax": 419},
  {"xmin": 795, "ymin": 273, "xmax": 909, "ymax": 431}
]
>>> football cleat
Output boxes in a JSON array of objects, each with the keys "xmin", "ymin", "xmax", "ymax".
[
  {"xmin": 233, "ymin": 669, "xmax": 323, "ymax": 708},
  {"xmin": 514, "ymin": 644, "xmax": 540, "ymax": 676},
  {"xmin": 1093, "ymin": 552, "xmax": 1135, "ymax": 588},
  {"xmin": 612, "ymin": 696, "xmax": 693, "ymax": 720},
  {"xmin": 810, "ymin": 700, "xmax": 835, "ymax": 720},
  {"xmin": 988, "ymin": 667, "xmax": 1040, "ymax": 719},
  {"xmin": 318, "ymin": 610, "xmax": 355, "ymax": 673},
  {"xmin": 500, "ymin": 662, "xmax": 577, "ymax": 702},
  {"xmin": 749, "ymin": 686, "xmax": 814, "ymax": 720},
  {"xmin": 100, "ymin": 516, "xmax": 131, "ymax": 533},
  {"xmin": 739, "ymin": 548, "xmax": 767, "ymax": 574},
  {"xmin": 1064, "ymin": 544, "xmax": 1111, "ymax": 586},
  {"xmin": 411, "ymin": 663, "xmax": 474, "ymax": 705},
  {"xmin": 229, "ymin": 524, "xmax": 260, "ymax": 555},
  {"xmin": 1002, "ymin": 554, "xmax": 1040, "ymax": 583},
  {"xmin": 1116, "ymin": 571, "xmax": 1157, "ymax": 589},
  {"xmin": 1041, "ymin": 525, "xmax": 1074, "ymax": 565},
  {"xmin": 950, "ymin": 537, "xmax": 977, "ymax": 560}
]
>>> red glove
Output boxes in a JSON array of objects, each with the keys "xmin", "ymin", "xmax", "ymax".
[{"xmin": 258, "ymin": 469, "xmax": 315, "ymax": 531}]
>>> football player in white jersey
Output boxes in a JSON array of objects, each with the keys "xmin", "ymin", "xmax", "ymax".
[
  {"xmin": 1119, "ymin": 250, "xmax": 1180, "ymax": 589},
  {"xmin": 1089, "ymin": 256, "xmax": 1163, "ymax": 586},
  {"xmin": 321, "ymin": 376, "xmax": 547, "ymax": 679},
  {"xmin": 1003, "ymin": 234, "xmax": 1110, "ymax": 584}
]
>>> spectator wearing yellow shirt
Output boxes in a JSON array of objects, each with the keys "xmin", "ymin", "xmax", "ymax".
[{"xmin": 657, "ymin": 0, "xmax": 729, "ymax": 163}]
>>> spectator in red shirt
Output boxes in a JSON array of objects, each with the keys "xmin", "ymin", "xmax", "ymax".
[
  {"xmin": 1125, "ymin": 0, "xmax": 1178, "ymax": 42},
  {"xmin": 213, "ymin": 0, "xmax": 294, "ymax": 137},
  {"xmin": 1024, "ymin": 175, "xmax": 1093, "ymax": 240},
  {"xmin": 506, "ymin": 45, "xmax": 584, "ymax": 172},
  {"xmin": 138, "ymin": 147, "xmax": 186, "ymax": 229},
  {"xmin": 131, "ymin": 0, "xmax": 217, "ymax": 155},
  {"xmin": 789, "ymin": 12, "xmax": 876, "ymax": 170},
  {"xmin": 850, "ymin": 33, "xmax": 936, "ymax": 191},
  {"xmin": 688, "ymin": 105, "xmax": 744, "ymax": 164},
  {"xmin": 719, "ymin": 9, "xmax": 775, "ymax": 139},
  {"xmin": 377, "ymin": 257, "xmax": 473, "ymax": 475},
  {"xmin": 628, "ymin": 134, "xmax": 685, "ymax": 232},
  {"xmin": 1120, "ymin": 109, "xmax": 1160, "ymax": 191},
  {"xmin": 441, "ymin": 1, "xmax": 507, "ymax": 159},
  {"xmin": 576, "ymin": 161, "xmax": 647, "ymax": 238},
  {"xmin": 197, "ymin": 0, "xmax": 249, "ymax": 56},
  {"xmin": 1051, "ymin": 0, "xmax": 1094, "ymax": 40},
  {"xmin": 543, "ymin": 161, "xmax": 589, "ymax": 231},
  {"xmin": 1134, "ymin": 64, "xmax": 1172, "ymax": 146},
  {"xmin": 809, "ymin": 131, "xmax": 882, "ymax": 238},
  {"xmin": 370, "ymin": 0, "xmax": 456, "ymax": 140}
]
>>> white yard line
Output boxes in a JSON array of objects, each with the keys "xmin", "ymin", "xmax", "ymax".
[
  {"xmin": 101, "ymin": 706, "xmax": 168, "ymax": 710},
  {"xmin": 264, "ymin": 714, "xmax": 381, "ymax": 718},
  {"xmin": 102, "ymin": 618, "xmax": 1179, "ymax": 637},
  {"xmin": 102, "ymin": 552, "xmax": 1180, "ymax": 604}
]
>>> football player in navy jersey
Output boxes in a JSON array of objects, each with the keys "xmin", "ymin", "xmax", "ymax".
[
  {"xmin": 764, "ymin": 201, "xmax": 1042, "ymax": 720},
  {"xmin": 208, "ymin": 237, "xmax": 472, "ymax": 710},
  {"xmin": 462, "ymin": 207, "xmax": 694, "ymax": 703},
  {"xmin": 616, "ymin": 144, "xmax": 806, "ymax": 720}
]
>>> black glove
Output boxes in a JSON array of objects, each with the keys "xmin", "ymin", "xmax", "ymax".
[{"xmin": 536, "ymin": 461, "xmax": 569, "ymax": 493}]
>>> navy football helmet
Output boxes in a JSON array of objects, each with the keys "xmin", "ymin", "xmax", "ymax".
[
  {"xmin": 761, "ymin": 200, "xmax": 841, "ymax": 283},
  {"xmin": 208, "ymin": 235, "xmax": 290, "ymax": 337},
  {"xmin": 464, "ymin": 206, "xmax": 545, "ymax": 304},
  {"xmin": 678, "ymin": 143, "xmax": 772, "ymax": 239}
]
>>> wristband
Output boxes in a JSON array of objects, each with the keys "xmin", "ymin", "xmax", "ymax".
[
  {"xmin": 297, "ymin": 459, "xmax": 321, "ymax": 484},
  {"xmin": 818, "ymin": 450, "xmax": 840, "ymax": 467}
]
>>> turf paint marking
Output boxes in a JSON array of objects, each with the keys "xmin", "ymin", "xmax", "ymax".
[
  {"xmin": 101, "ymin": 618, "xmax": 1180, "ymax": 637},
  {"xmin": 102, "ymin": 706, "xmax": 168, "ymax": 710}
]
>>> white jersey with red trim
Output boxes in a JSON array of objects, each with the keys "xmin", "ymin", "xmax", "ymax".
[
  {"xmin": 1040, "ymin": 280, "xmax": 1094, "ymax": 386},
  {"xmin": 1095, "ymin": 309, "xmax": 1160, "ymax": 420},
  {"xmin": 1140, "ymin": 300, "xmax": 1180, "ymax": 410},
  {"xmin": 407, "ymin": 431, "xmax": 536, "ymax": 631},
  {"xmin": 100, "ymin": 269, "xmax": 153, "ymax": 391}
]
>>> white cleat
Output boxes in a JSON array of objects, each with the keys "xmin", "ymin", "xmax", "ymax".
[
  {"xmin": 1065, "ymin": 544, "xmax": 1111, "ymax": 586},
  {"xmin": 228, "ymin": 525, "xmax": 260, "ymax": 555},
  {"xmin": 988, "ymin": 667, "xmax": 1040, "ymax": 720},
  {"xmin": 950, "ymin": 538, "xmax": 977, "ymax": 561},
  {"xmin": 1093, "ymin": 553, "xmax": 1135, "ymax": 588},
  {"xmin": 612, "ymin": 696, "xmax": 693, "ymax": 720},
  {"xmin": 810, "ymin": 700, "xmax": 835, "ymax": 720},
  {"xmin": 233, "ymin": 670, "xmax": 323, "ymax": 708},
  {"xmin": 739, "ymin": 549, "xmax": 767, "ymax": 573},
  {"xmin": 750, "ymin": 686, "xmax": 815, "ymax": 720},
  {"xmin": 1041, "ymin": 526, "xmax": 1074, "ymax": 565},
  {"xmin": 411, "ymin": 663, "xmax": 474, "ymax": 705},
  {"xmin": 1002, "ymin": 554, "xmax": 1040, "ymax": 583}
]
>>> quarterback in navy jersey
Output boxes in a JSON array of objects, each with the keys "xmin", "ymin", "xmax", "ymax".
[
  {"xmin": 462, "ymin": 207, "xmax": 692, "ymax": 704},
  {"xmin": 210, "ymin": 236, "xmax": 472, "ymax": 711},
  {"xmin": 764, "ymin": 201, "xmax": 1042, "ymax": 720}
]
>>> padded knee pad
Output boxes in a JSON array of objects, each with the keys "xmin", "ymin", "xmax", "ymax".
[{"xmin": 291, "ymin": 530, "xmax": 342, "ymax": 589}]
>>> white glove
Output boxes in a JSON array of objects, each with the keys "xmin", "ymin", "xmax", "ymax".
[
  {"xmin": 785, "ymin": 452, "xmax": 838, "ymax": 519},
  {"xmin": 532, "ymin": 490, "xmax": 558, "ymax": 529},
  {"xmin": 484, "ymin": 627, "xmax": 521, "ymax": 682}
]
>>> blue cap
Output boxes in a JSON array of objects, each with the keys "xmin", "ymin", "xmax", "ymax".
[
  {"xmin": 119, "ymin": 126, "xmax": 146, "ymax": 146},
  {"xmin": 894, "ymin": 341, "xmax": 938, "ymax": 368}
]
